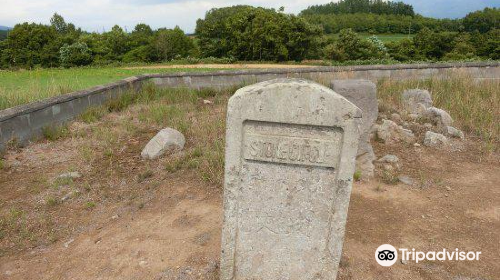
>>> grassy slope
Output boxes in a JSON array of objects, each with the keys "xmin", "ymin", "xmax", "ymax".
[{"xmin": 0, "ymin": 67, "xmax": 227, "ymax": 110}]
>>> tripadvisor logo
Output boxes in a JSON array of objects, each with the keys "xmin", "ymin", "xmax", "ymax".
[
  {"xmin": 375, "ymin": 244, "xmax": 482, "ymax": 266},
  {"xmin": 375, "ymin": 244, "xmax": 398, "ymax": 266}
]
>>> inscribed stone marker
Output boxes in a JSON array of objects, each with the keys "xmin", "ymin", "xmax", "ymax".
[{"xmin": 220, "ymin": 79, "xmax": 362, "ymax": 280}]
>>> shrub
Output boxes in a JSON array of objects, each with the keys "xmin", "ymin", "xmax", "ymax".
[{"xmin": 59, "ymin": 42, "xmax": 92, "ymax": 67}]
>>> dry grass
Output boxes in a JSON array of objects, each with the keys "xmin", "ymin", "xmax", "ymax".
[
  {"xmin": 378, "ymin": 73, "xmax": 499, "ymax": 150},
  {"xmin": 76, "ymin": 83, "xmax": 232, "ymax": 186}
]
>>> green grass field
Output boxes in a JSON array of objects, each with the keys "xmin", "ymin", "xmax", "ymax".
[{"xmin": 0, "ymin": 67, "xmax": 226, "ymax": 110}]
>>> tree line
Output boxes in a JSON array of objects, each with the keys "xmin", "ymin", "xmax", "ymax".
[
  {"xmin": 300, "ymin": 0, "xmax": 415, "ymax": 16},
  {"xmin": 0, "ymin": 3, "xmax": 498, "ymax": 69}
]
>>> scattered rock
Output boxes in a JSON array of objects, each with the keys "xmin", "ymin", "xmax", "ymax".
[
  {"xmin": 61, "ymin": 193, "xmax": 71, "ymax": 202},
  {"xmin": 377, "ymin": 154, "xmax": 399, "ymax": 163},
  {"xmin": 202, "ymin": 99, "xmax": 213, "ymax": 105},
  {"xmin": 446, "ymin": 186, "xmax": 452, "ymax": 191},
  {"xmin": 425, "ymin": 107, "xmax": 453, "ymax": 129},
  {"xmin": 141, "ymin": 128, "xmax": 185, "ymax": 160},
  {"xmin": 423, "ymin": 123, "xmax": 433, "ymax": 129},
  {"xmin": 377, "ymin": 119, "xmax": 415, "ymax": 144},
  {"xmin": 398, "ymin": 175, "xmax": 415, "ymax": 186},
  {"xmin": 64, "ymin": 238, "xmax": 75, "ymax": 248},
  {"xmin": 413, "ymin": 143, "xmax": 421, "ymax": 147},
  {"xmin": 383, "ymin": 164, "xmax": 395, "ymax": 171},
  {"xmin": 57, "ymin": 172, "xmax": 82, "ymax": 180},
  {"xmin": 423, "ymin": 131, "xmax": 448, "ymax": 148},
  {"xmin": 446, "ymin": 126, "xmax": 464, "ymax": 139},
  {"xmin": 390, "ymin": 113, "xmax": 402, "ymax": 123},
  {"xmin": 402, "ymin": 89, "xmax": 433, "ymax": 114},
  {"xmin": 408, "ymin": 113, "xmax": 419, "ymax": 121},
  {"xmin": 355, "ymin": 146, "xmax": 375, "ymax": 179},
  {"xmin": 401, "ymin": 259, "xmax": 409, "ymax": 265}
]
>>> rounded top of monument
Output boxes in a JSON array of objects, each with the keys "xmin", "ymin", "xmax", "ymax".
[{"xmin": 230, "ymin": 78, "xmax": 362, "ymax": 119}]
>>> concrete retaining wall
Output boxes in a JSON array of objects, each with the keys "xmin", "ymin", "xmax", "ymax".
[{"xmin": 1, "ymin": 62, "xmax": 498, "ymax": 151}]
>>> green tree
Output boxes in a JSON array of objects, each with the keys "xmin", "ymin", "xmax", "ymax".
[
  {"xmin": 155, "ymin": 26, "xmax": 195, "ymax": 61},
  {"xmin": 1, "ymin": 23, "xmax": 61, "ymax": 67},
  {"xmin": 195, "ymin": 5, "xmax": 321, "ymax": 61},
  {"xmin": 386, "ymin": 38, "xmax": 420, "ymax": 61},
  {"xmin": 103, "ymin": 25, "xmax": 130, "ymax": 61},
  {"xmin": 130, "ymin": 23, "xmax": 154, "ymax": 48},
  {"xmin": 50, "ymin": 13, "xmax": 68, "ymax": 34},
  {"xmin": 324, "ymin": 28, "xmax": 385, "ymax": 61},
  {"xmin": 59, "ymin": 42, "xmax": 92, "ymax": 67},
  {"xmin": 463, "ymin": 8, "xmax": 500, "ymax": 33}
]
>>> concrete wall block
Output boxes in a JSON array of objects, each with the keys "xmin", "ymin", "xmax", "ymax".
[
  {"xmin": 88, "ymin": 91, "xmax": 109, "ymax": 107},
  {"xmin": 29, "ymin": 107, "xmax": 54, "ymax": 132},
  {"xmin": 0, "ymin": 114, "xmax": 31, "ymax": 145},
  {"xmin": 69, "ymin": 96, "xmax": 91, "ymax": 117}
]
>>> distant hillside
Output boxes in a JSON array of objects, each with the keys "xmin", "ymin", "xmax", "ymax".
[
  {"xmin": 0, "ymin": 26, "xmax": 11, "ymax": 31},
  {"xmin": 0, "ymin": 30, "xmax": 8, "ymax": 41}
]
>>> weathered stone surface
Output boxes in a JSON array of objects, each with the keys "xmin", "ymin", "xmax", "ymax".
[
  {"xmin": 141, "ymin": 128, "xmax": 185, "ymax": 159},
  {"xmin": 330, "ymin": 79, "xmax": 378, "ymax": 178},
  {"xmin": 391, "ymin": 113, "xmax": 402, "ymax": 123},
  {"xmin": 425, "ymin": 107, "xmax": 453, "ymax": 129},
  {"xmin": 402, "ymin": 89, "xmax": 433, "ymax": 114},
  {"xmin": 446, "ymin": 126, "xmax": 465, "ymax": 139},
  {"xmin": 423, "ymin": 131, "xmax": 448, "ymax": 147},
  {"xmin": 377, "ymin": 119, "xmax": 415, "ymax": 144},
  {"xmin": 356, "ymin": 145, "xmax": 375, "ymax": 178},
  {"xmin": 398, "ymin": 175, "xmax": 415, "ymax": 186},
  {"xmin": 57, "ymin": 172, "xmax": 82, "ymax": 180},
  {"xmin": 377, "ymin": 154, "xmax": 399, "ymax": 163},
  {"xmin": 221, "ymin": 78, "xmax": 361, "ymax": 280}
]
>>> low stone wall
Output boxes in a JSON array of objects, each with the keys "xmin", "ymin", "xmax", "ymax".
[{"xmin": 0, "ymin": 62, "xmax": 498, "ymax": 151}]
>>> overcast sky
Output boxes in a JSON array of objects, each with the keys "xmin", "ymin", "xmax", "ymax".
[{"xmin": 0, "ymin": 0, "xmax": 499, "ymax": 33}]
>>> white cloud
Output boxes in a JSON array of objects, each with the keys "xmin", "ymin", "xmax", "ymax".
[{"xmin": 0, "ymin": 0, "xmax": 336, "ymax": 32}]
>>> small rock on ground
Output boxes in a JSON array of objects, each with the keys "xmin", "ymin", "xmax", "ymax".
[
  {"xmin": 446, "ymin": 126, "xmax": 465, "ymax": 139},
  {"xmin": 141, "ymin": 128, "xmax": 185, "ymax": 160},
  {"xmin": 423, "ymin": 131, "xmax": 448, "ymax": 148},
  {"xmin": 377, "ymin": 119, "xmax": 415, "ymax": 144},
  {"xmin": 57, "ymin": 172, "xmax": 82, "ymax": 180},
  {"xmin": 425, "ymin": 107, "xmax": 453, "ymax": 129},
  {"xmin": 377, "ymin": 154, "xmax": 399, "ymax": 163},
  {"xmin": 398, "ymin": 175, "xmax": 415, "ymax": 186}
]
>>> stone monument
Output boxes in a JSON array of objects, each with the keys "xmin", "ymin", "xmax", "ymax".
[
  {"xmin": 220, "ymin": 78, "xmax": 362, "ymax": 280},
  {"xmin": 330, "ymin": 79, "xmax": 378, "ymax": 178}
]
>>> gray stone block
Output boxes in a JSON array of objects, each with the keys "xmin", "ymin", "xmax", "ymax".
[
  {"xmin": 0, "ymin": 114, "xmax": 31, "ymax": 145},
  {"xmin": 220, "ymin": 78, "xmax": 361, "ymax": 280},
  {"xmin": 330, "ymin": 79, "xmax": 378, "ymax": 178}
]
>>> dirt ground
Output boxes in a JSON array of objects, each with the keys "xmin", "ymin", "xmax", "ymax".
[
  {"xmin": 0, "ymin": 99, "xmax": 499, "ymax": 280},
  {"xmin": 122, "ymin": 64, "xmax": 315, "ymax": 70}
]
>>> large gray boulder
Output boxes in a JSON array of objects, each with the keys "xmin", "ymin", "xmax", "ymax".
[
  {"xmin": 377, "ymin": 119, "xmax": 415, "ymax": 144},
  {"xmin": 423, "ymin": 131, "xmax": 448, "ymax": 148},
  {"xmin": 330, "ymin": 79, "xmax": 378, "ymax": 178},
  {"xmin": 425, "ymin": 107, "xmax": 453, "ymax": 129},
  {"xmin": 402, "ymin": 89, "xmax": 433, "ymax": 115},
  {"xmin": 141, "ymin": 128, "xmax": 185, "ymax": 160}
]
